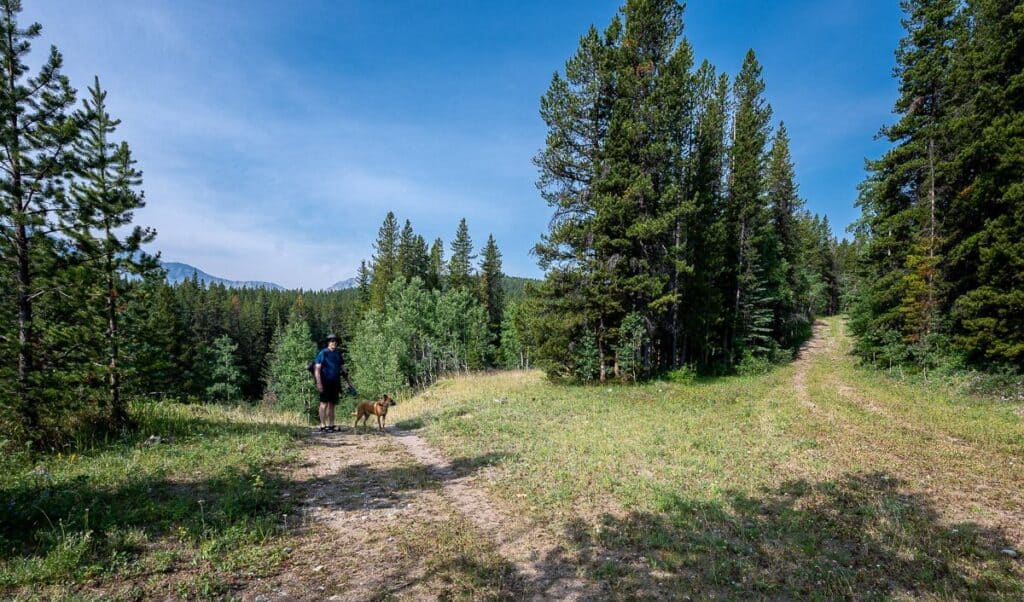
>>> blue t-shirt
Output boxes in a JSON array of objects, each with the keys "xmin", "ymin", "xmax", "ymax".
[{"xmin": 315, "ymin": 348, "xmax": 345, "ymax": 383}]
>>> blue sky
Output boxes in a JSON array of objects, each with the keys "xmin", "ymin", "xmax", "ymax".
[{"xmin": 24, "ymin": 1, "xmax": 904, "ymax": 289}]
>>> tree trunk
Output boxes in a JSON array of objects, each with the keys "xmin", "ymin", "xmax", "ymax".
[{"xmin": 15, "ymin": 219, "xmax": 39, "ymax": 431}]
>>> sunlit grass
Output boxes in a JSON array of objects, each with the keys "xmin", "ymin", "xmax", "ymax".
[{"xmin": 390, "ymin": 318, "xmax": 1024, "ymax": 598}]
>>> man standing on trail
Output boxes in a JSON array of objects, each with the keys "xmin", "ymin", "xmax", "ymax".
[{"xmin": 315, "ymin": 334, "xmax": 354, "ymax": 432}]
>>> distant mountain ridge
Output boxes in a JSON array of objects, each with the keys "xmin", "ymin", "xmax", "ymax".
[
  {"xmin": 161, "ymin": 261, "xmax": 539, "ymax": 293},
  {"xmin": 328, "ymin": 277, "xmax": 359, "ymax": 291},
  {"xmin": 162, "ymin": 262, "xmax": 285, "ymax": 290}
]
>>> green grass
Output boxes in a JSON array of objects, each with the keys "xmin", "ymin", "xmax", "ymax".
[
  {"xmin": 0, "ymin": 401, "xmax": 306, "ymax": 600},
  {"xmin": 391, "ymin": 317, "xmax": 1024, "ymax": 599}
]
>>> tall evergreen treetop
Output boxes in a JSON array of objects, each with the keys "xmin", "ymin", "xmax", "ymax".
[
  {"xmin": 69, "ymin": 77, "xmax": 156, "ymax": 426},
  {"xmin": 427, "ymin": 237, "xmax": 444, "ymax": 290},
  {"xmin": 369, "ymin": 212, "xmax": 398, "ymax": 310},
  {"xmin": 448, "ymin": 218, "xmax": 475, "ymax": 290}
]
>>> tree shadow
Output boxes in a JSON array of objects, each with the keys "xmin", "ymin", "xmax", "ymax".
[{"xmin": 562, "ymin": 471, "xmax": 1023, "ymax": 598}]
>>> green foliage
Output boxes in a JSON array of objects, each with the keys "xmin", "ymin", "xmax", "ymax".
[
  {"xmin": 204, "ymin": 336, "xmax": 243, "ymax": 403},
  {"xmin": 0, "ymin": 0, "xmax": 83, "ymax": 440},
  {"xmin": 369, "ymin": 212, "xmax": 399, "ymax": 312},
  {"xmin": 448, "ymin": 218, "xmax": 475, "ymax": 291},
  {"xmin": 349, "ymin": 307, "xmax": 407, "ymax": 400},
  {"xmin": 572, "ymin": 332, "xmax": 600, "ymax": 382},
  {"xmin": 615, "ymin": 312, "xmax": 648, "ymax": 381},
  {"xmin": 349, "ymin": 278, "xmax": 493, "ymax": 397},
  {"xmin": 851, "ymin": 0, "xmax": 1024, "ymax": 373},
  {"xmin": 531, "ymin": 1, "xmax": 840, "ymax": 380},
  {"xmin": 265, "ymin": 317, "xmax": 315, "ymax": 413}
]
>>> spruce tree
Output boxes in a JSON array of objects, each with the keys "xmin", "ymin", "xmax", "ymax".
[
  {"xmin": 946, "ymin": 0, "xmax": 1024, "ymax": 368},
  {"xmin": 356, "ymin": 260, "xmax": 371, "ymax": 310},
  {"xmin": 724, "ymin": 50, "xmax": 774, "ymax": 361},
  {"xmin": 266, "ymin": 315, "xmax": 315, "ymax": 413},
  {"xmin": 396, "ymin": 219, "xmax": 416, "ymax": 281},
  {"xmin": 427, "ymin": 237, "xmax": 444, "ymax": 290},
  {"xmin": 851, "ymin": 0, "xmax": 963, "ymax": 365},
  {"xmin": 205, "ymin": 335, "xmax": 243, "ymax": 403},
  {"xmin": 0, "ymin": 0, "xmax": 80, "ymax": 434},
  {"xmin": 477, "ymin": 234, "xmax": 505, "ymax": 357},
  {"xmin": 765, "ymin": 122, "xmax": 807, "ymax": 346},
  {"xmin": 681, "ymin": 64, "xmax": 730, "ymax": 367},
  {"xmin": 369, "ymin": 212, "xmax": 398, "ymax": 311},
  {"xmin": 448, "ymin": 218, "xmax": 475, "ymax": 290}
]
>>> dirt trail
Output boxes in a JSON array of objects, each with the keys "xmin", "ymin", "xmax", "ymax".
[
  {"xmin": 791, "ymin": 318, "xmax": 1024, "ymax": 546},
  {"xmin": 388, "ymin": 427, "xmax": 596, "ymax": 600},
  {"xmin": 240, "ymin": 425, "xmax": 596, "ymax": 601}
]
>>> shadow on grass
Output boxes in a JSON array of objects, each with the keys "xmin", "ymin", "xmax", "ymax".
[
  {"xmin": 0, "ymin": 409, "xmax": 308, "ymax": 591},
  {"xmin": 563, "ymin": 471, "xmax": 1023, "ymax": 599},
  {"xmin": 0, "ymin": 415, "xmax": 515, "ymax": 594}
]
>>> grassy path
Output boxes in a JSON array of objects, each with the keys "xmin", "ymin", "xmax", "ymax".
[
  {"xmin": 792, "ymin": 319, "xmax": 1024, "ymax": 546},
  {"xmin": 390, "ymin": 316, "xmax": 1024, "ymax": 599},
  {"xmin": 388, "ymin": 427, "xmax": 596, "ymax": 600}
]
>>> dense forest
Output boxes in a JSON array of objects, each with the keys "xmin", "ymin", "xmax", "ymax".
[
  {"xmin": 849, "ymin": 0, "xmax": 1024, "ymax": 374},
  {"xmin": 525, "ymin": 0, "xmax": 851, "ymax": 380},
  {"xmin": 2, "ymin": 0, "xmax": 1021, "ymax": 450}
]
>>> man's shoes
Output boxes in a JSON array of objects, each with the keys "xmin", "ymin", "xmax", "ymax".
[
  {"xmin": 326, "ymin": 425, "xmax": 337, "ymax": 432},
  {"xmin": 318, "ymin": 425, "xmax": 327, "ymax": 433}
]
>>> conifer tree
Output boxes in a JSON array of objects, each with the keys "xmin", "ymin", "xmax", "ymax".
[
  {"xmin": 69, "ymin": 77, "xmax": 156, "ymax": 426},
  {"xmin": 945, "ymin": 0, "xmax": 1024, "ymax": 368},
  {"xmin": 533, "ymin": 15, "xmax": 620, "ymax": 379},
  {"xmin": 205, "ymin": 334, "xmax": 243, "ymax": 403},
  {"xmin": 427, "ymin": 237, "xmax": 444, "ymax": 290},
  {"xmin": 0, "ymin": 0, "xmax": 80, "ymax": 434},
  {"xmin": 369, "ymin": 212, "xmax": 398, "ymax": 310},
  {"xmin": 681, "ymin": 63, "xmax": 730, "ymax": 366},
  {"xmin": 851, "ymin": 0, "xmax": 961, "ymax": 364},
  {"xmin": 266, "ymin": 314, "xmax": 315, "ymax": 413},
  {"xmin": 765, "ymin": 122, "xmax": 807, "ymax": 346},
  {"xmin": 724, "ymin": 50, "xmax": 774, "ymax": 361},
  {"xmin": 356, "ymin": 260, "xmax": 371, "ymax": 310},
  {"xmin": 477, "ymin": 234, "xmax": 505, "ymax": 356},
  {"xmin": 448, "ymin": 218, "xmax": 475, "ymax": 290},
  {"xmin": 396, "ymin": 219, "xmax": 416, "ymax": 281},
  {"xmin": 411, "ymin": 234, "xmax": 430, "ymax": 281}
]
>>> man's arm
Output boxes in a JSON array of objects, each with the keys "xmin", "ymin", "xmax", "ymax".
[{"xmin": 314, "ymin": 363, "xmax": 323, "ymax": 392}]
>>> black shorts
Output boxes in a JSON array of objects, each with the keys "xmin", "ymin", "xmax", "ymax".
[{"xmin": 319, "ymin": 380, "xmax": 341, "ymax": 404}]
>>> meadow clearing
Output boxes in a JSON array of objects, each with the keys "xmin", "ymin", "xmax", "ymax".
[{"xmin": 3, "ymin": 316, "xmax": 1022, "ymax": 600}]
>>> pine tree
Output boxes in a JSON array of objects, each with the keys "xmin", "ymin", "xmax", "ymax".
[
  {"xmin": 356, "ymin": 260, "xmax": 371, "ymax": 310},
  {"xmin": 725, "ymin": 50, "xmax": 774, "ymax": 361},
  {"xmin": 851, "ymin": 0, "xmax": 963, "ymax": 365},
  {"xmin": 681, "ymin": 63, "xmax": 730, "ymax": 367},
  {"xmin": 205, "ymin": 335, "xmax": 243, "ymax": 403},
  {"xmin": 765, "ymin": 122, "xmax": 808, "ymax": 346},
  {"xmin": 369, "ymin": 212, "xmax": 398, "ymax": 311},
  {"xmin": 427, "ymin": 237, "xmax": 444, "ymax": 290},
  {"xmin": 69, "ymin": 77, "xmax": 156, "ymax": 426},
  {"xmin": 448, "ymin": 218, "xmax": 475, "ymax": 290},
  {"xmin": 477, "ymin": 234, "xmax": 504, "ymax": 359},
  {"xmin": 0, "ymin": 0, "xmax": 80, "ymax": 435},
  {"xmin": 396, "ymin": 219, "xmax": 416, "ymax": 281},
  {"xmin": 533, "ymin": 15, "xmax": 620, "ymax": 380},
  {"xmin": 946, "ymin": 0, "xmax": 1024, "ymax": 368},
  {"xmin": 266, "ymin": 315, "xmax": 315, "ymax": 413}
]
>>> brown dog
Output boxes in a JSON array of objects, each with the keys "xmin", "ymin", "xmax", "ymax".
[{"xmin": 352, "ymin": 394, "xmax": 396, "ymax": 431}]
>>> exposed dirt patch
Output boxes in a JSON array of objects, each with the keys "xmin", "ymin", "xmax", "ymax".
[
  {"xmin": 235, "ymin": 425, "xmax": 598, "ymax": 601},
  {"xmin": 388, "ymin": 427, "xmax": 598, "ymax": 600}
]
